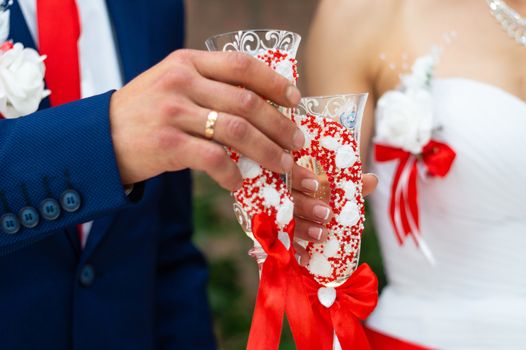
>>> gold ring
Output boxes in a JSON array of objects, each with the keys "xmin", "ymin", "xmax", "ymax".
[{"xmin": 205, "ymin": 111, "xmax": 219, "ymax": 140}]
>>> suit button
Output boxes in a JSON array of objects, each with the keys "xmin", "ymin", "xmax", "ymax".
[
  {"xmin": 19, "ymin": 207, "xmax": 39, "ymax": 229},
  {"xmin": 40, "ymin": 198, "xmax": 61, "ymax": 221},
  {"xmin": 1, "ymin": 213, "xmax": 20, "ymax": 235},
  {"xmin": 60, "ymin": 189, "xmax": 81, "ymax": 213},
  {"xmin": 79, "ymin": 265, "xmax": 95, "ymax": 287}
]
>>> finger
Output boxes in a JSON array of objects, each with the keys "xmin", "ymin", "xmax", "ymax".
[
  {"xmin": 191, "ymin": 51, "xmax": 301, "ymax": 107},
  {"xmin": 188, "ymin": 77, "xmax": 305, "ymax": 151},
  {"xmin": 291, "ymin": 163, "xmax": 319, "ymax": 194},
  {"xmin": 294, "ymin": 217, "xmax": 328, "ymax": 242},
  {"xmin": 362, "ymin": 173, "xmax": 379, "ymax": 197},
  {"xmin": 293, "ymin": 242, "xmax": 310, "ymax": 267},
  {"xmin": 168, "ymin": 131, "xmax": 242, "ymax": 191},
  {"xmin": 175, "ymin": 106, "xmax": 294, "ymax": 174},
  {"xmin": 293, "ymin": 190, "xmax": 333, "ymax": 224}
]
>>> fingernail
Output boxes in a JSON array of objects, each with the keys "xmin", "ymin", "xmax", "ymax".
[
  {"xmin": 308, "ymin": 227, "xmax": 323, "ymax": 241},
  {"xmin": 286, "ymin": 85, "xmax": 301, "ymax": 105},
  {"xmin": 295, "ymin": 253, "xmax": 302, "ymax": 265},
  {"xmin": 365, "ymin": 172, "xmax": 379, "ymax": 183},
  {"xmin": 313, "ymin": 205, "xmax": 331, "ymax": 221},
  {"xmin": 301, "ymin": 178, "xmax": 319, "ymax": 192},
  {"xmin": 281, "ymin": 153, "xmax": 294, "ymax": 172},
  {"xmin": 293, "ymin": 129, "xmax": 305, "ymax": 149}
]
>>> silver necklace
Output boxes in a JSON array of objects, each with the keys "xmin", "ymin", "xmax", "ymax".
[{"xmin": 487, "ymin": 0, "xmax": 526, "ymax": 47}]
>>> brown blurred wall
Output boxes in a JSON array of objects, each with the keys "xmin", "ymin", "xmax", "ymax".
[{"xmin": 185, "ymin": 0, "xmax": 319, "ymax": 92}]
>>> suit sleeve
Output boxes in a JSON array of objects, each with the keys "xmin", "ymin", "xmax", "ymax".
[{"xmin": 0, "ymin": 91, "xmax": 136, "ymax": 255}]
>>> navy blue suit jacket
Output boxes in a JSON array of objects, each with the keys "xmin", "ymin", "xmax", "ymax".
[{"xmin": 0, "ymin": 1, "xmax": 216, "ymax": 349}]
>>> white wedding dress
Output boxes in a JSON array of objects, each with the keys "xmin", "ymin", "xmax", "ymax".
[{"xmin": 367, "ymin": 75, "xmax": 526, "ymax": 349}]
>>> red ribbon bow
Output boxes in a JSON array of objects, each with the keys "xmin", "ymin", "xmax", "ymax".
[
  {"xmin": 302, "ymin": 264, "xmax": 379, "ymax": 350},
  {"xmin": 375, "ymin": 140, "xmax": 456, "ymax": 246},
  {"xmin": 247, "ymin": 213, "xmax": 322, "ymax": 350}
]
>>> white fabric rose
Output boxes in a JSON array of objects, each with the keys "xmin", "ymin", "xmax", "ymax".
[
  {"xmin": 276, "ymin": 197, "xmax": 294, "ymax": 226},
  {"xmin": 274, "ymin": 59, "xmax": 294, "ymax": 82},
  {"xmin": 237, "ymin": 156, "xmax": 262, "ymax": 179},
  {"xmin": 0, "ymin": 43, "xmax": 50, "ymax": 118},
  {"xmin": 401, "ymin": 55, "xmax": 436, "ymax": 91},
  {"xmin": 308, "ymin": 251, "xmax": 332, "ymax": 277},
  {"xmin": 336, "ymin": 200, "xmax": 360, "ymax": 227},
  {"xmin": 335, "ymin": 145, "xmax": 357, "ymax": 169},
  {"xmin": 375, "ymin": 89, "xmax": 433, "ymax": 154},
  {"xmin": 262, "ymin": 185, "xmax": 280, "ymax": 208}
]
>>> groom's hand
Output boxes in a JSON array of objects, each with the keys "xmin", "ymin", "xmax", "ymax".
[
  {"xmin": 291, "ymin": 169, "xmax": 379, "ymax": 266},
  {"xmin": 109, "ymin": 49, "xmax": 304, "ymax": 189}
]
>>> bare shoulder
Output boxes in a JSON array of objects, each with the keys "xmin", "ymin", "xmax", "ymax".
[{"xmin": 305, "ymin": 0, "xmax": 407, "ymax": 94}]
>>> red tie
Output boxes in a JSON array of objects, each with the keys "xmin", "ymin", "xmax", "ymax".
[
  {"xmin": 37, "ymin": 0, "xmax": 83, "ymax": 243},
  {"xmin": 37, "ymin": 0, "xmax": 81, "ymax": 106}
]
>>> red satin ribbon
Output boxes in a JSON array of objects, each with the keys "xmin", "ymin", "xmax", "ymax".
[
  {"xmin": 375, "ymin": 140, "xmax": 456, "ymax": 245},
  {"xmin": 247, "ymin": 213, "xmax": 321, "ymax": 350},
  {"xmin": 302, "ymin": 264, "xmax": 378, "ymax": 350}
]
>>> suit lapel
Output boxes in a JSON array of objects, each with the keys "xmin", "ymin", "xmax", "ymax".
[
  {"xmin": 9, "ymin": 1, "xmax": 34, "ymax": 49},
  {"xmin": 80, "ymin": 0, "xmax": 151, "ymax": 260},
  {"xmin": 105, "ymin": 0, "xmax": 151, "ymax": 83}
]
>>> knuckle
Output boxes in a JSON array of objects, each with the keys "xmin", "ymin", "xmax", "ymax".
[
  {"xmin": 168, "ymin": 49, "xmax": 194, "ymax": 64},
  {"xmin": 229, "ymin": 52, "xmax": 252, "ymax": 75},
  {"xmin": 160, "ymin": 98, "xmax": 187, "ymax": 118},
  {"xmin": 202, "ymin": 145, "xmax": 227, "ymax": 169},
  {"xmin": 169, "ymin": 68, "xmax": 195, "ymax": 87},
  {"xmin": 238, "ymin": 90, "xmax": 259, "ymax": 114},
  {"xmin": 226, "ymin": 117, "xmax": 250, "ymax": 140}
]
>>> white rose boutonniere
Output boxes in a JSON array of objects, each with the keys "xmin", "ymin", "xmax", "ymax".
[
  {"xmin": 0, "ymin": 42, "xmax": 50, "ymax": 118},
  {"xmin": 0, "ymin": 4, "xmax": 50, "ymax": 119}
]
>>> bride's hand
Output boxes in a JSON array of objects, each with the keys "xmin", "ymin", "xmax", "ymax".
[{"xmin": 291, "ymin": 165, "xmax": 378, "ymax": 266}]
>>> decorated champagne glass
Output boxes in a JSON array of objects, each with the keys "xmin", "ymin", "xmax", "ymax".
[
  {"xmin": 292, "ymin": 94, "xmax": 368, "ymax": 287},
  {"xmin": 205, "ymin": 30, "xmax": 301, "ymax": 268}
]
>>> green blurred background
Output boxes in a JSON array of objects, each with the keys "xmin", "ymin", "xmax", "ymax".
[{"xmin": 186, "ymin": 1, "xmax": 386, "ymax": 349}]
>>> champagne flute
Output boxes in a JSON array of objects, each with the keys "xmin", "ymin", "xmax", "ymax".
[
  {"xmin": 205, "ymin": 29, "xmax": 301, "ymax": 267},
  {"xmin": 293, "ymin": 93, "xmax": 368, "ymax": 287}
]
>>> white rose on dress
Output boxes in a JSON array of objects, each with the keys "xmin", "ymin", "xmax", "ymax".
[
  {"xmin": 0, "ymin": 43, "xmax": 50, "ymax": 118},
  {"xmin": 401, "ymin": 55, "xmax": 435, "ymax": 90},
  {"xmin": 375, "ymin": 89, "xmax": 433, "ymax": 154}
]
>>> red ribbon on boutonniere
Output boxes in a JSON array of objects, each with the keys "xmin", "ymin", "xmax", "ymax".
[
  {"xmin": 247, "ymin": 213, "xmax": 322, "ymax": 350},
  {"xmin": 375, "ymin": 140, "xmax": 456, "ymax": 254},
  {"xmin": 301, "ymin": 264, "xmax": 378, "ymax": 350}
]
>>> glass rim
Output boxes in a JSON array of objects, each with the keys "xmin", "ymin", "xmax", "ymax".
[
  {"xmin": 300, "ymin": 92, "xmax": 369, "ymax": 101},
  {"xmin": 205, "ymin": 28, "xmax": 301, "ymax": 44}
]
